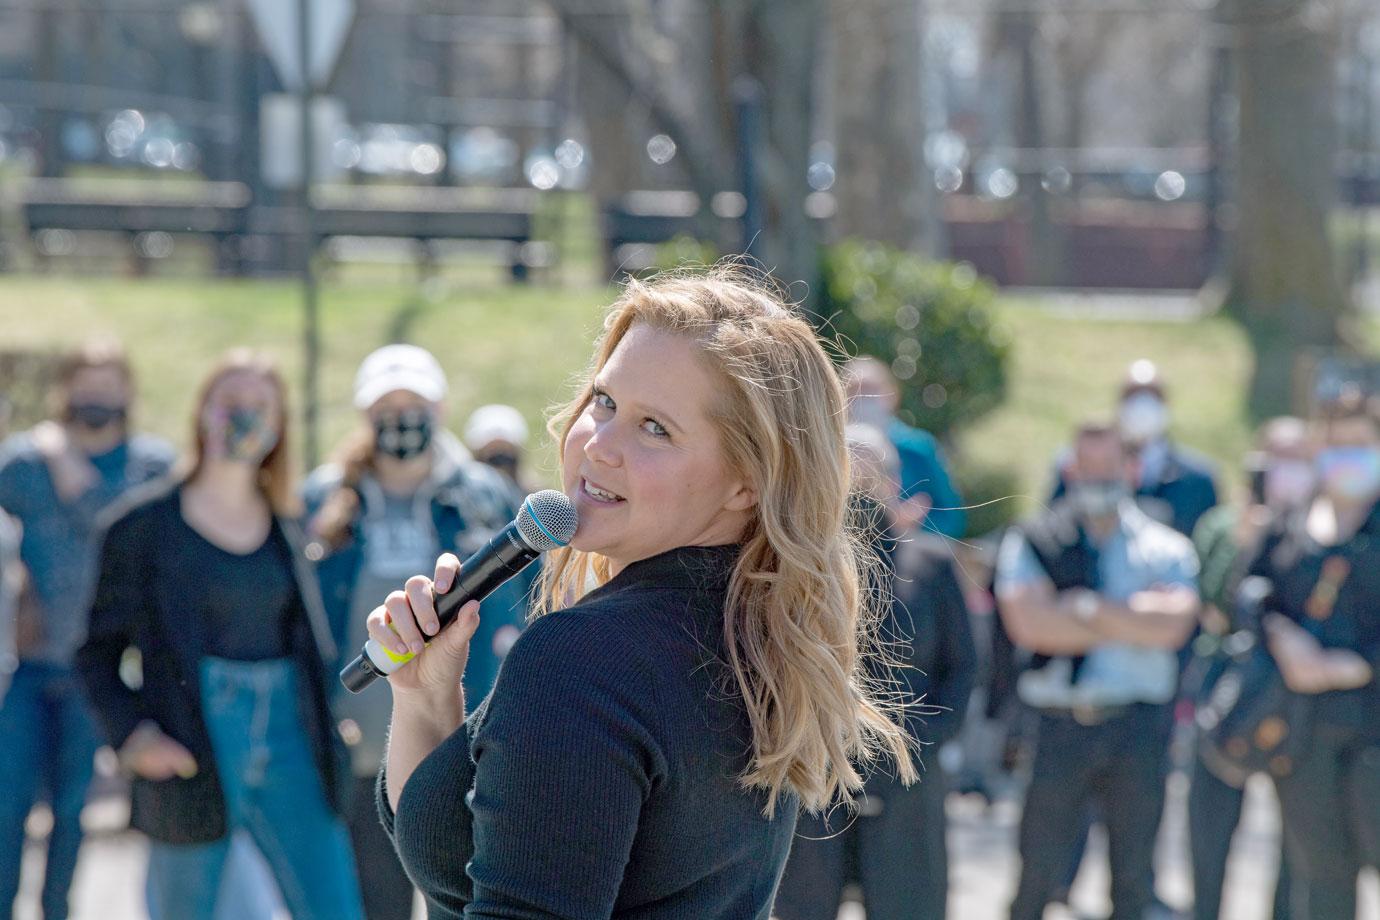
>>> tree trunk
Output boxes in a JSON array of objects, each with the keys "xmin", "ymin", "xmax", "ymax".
[
  {"xmin": 1211, "ymin": 0, "xmax": 1351, "ymax": 419},
  {"xmin": 36, "ymin": 5, "xmax": 62, "ymax": 178},
  {"xmin": 557, "ymin": 0, "xmax": 823, "ymax": 300},
  {"xmin": 742, "ymin": 0, "xmax": 825, "ymax": 303},
  {"xmin": 558, "ymin": 1, "xmax": 732, "ymax": 235},
  {"xmin": 830, "ymin": 0, "xmax": 936, "ymax": 254}
]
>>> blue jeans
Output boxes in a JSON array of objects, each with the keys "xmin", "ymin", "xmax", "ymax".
[
  {"xmin": 0, "ymin": 661, "xmax": 101, "ymax": 920},
  {"xmin": 145, "ymin": 657, "xmax": 362, "ymax": 920}
]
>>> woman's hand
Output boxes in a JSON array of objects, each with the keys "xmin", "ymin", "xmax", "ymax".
[
  {"xmin": 366, "ymin": 553, "xmax": 481, "ymax": 706},
  {"xmin": 119, "ymin": 721, "xmax": 198, "ymax": 780},
  {"xmin": 33, "ymin": 421, "xmax": 96, "ymax": 503},
  {"xmin": 373, "ymin": 554, "xmax": 480, "ymax": 812}
]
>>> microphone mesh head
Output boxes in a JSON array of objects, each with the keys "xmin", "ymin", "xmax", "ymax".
[{"xmin": 516, "ymin": 489, "xmax": 578, "ymax": 552}]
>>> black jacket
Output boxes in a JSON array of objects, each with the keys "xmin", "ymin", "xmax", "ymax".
[
  {"xmin": 1245, "ymin": 499, "xmax": 1380, "ymax": 737},
  {"xmin": 75, "ymin": 481, "xmax": 349, "ymax": 844},
  {"xmin": 886, "ymin": 532, "xmax": 978, "ymax": 751}
]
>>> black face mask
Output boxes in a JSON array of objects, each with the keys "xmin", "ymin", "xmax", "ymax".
[
  {"xmin": 479, "ymin": 452, "xmax": 520, "ymax": 479},
  {"xmin": 374, "ymin": 410, "xmax": 434, "ymax": 461},
  {"xmin": 67, "ymin": 403, "xmax": 128, "ymax": 430}
]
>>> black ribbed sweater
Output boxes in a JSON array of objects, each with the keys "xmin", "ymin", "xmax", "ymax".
[{"xmin": 379, "ymin": 544, "xmax": 798, "ymax": 919}]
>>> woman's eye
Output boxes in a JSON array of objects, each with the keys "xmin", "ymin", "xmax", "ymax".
[
  {"xmin": 642, "ymin": 419, "xmax": 669, "ymax": 438},
  {"xmin": 592, "ymin": 391, "xmax": 615, "ymax": 412}
]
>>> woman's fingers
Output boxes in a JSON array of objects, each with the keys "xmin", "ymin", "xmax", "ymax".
[
  {"xmin": 432, "ymin": 600, "xmax": 481, "ymax": 663},
  {"xmin": 406, "ymin": 575, "xmax": 440, "ymax": 637},
  {"xmin": 163, "ymin": 739, "xmax": 199, "ymax": 778},
  {"xmin": 366, "ymin": 605, "xmax": 409, "ymax": 657},
  {"xmin": 128, "ymin": 732, "xmax": 198, "ymax": 780},
  {"xmin": 384, "ymin": 590, "xmax": 426, "ymax": 655},
  {"xmin": 434, "ymin": 553, "xmax": 461, "ymax": 593}
]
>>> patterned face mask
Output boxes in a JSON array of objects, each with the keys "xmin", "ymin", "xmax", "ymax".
[
  {"xmin": 374, "ymin": 409, "xmax": 434, "ymax": 461},
  {"xmin": 204, "ymin": 404, "xmax": 279, "ymax": 464}
]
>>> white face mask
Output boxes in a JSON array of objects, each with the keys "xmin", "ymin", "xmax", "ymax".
[
  {"xmin": 1264, "ymin": 459, "xmax": 1316, "ymax": 509},
  {"xmin": 1119, "ymin": 393, "xmax": 1169, "ymax": 445},
  {"xmin": 848, "ymin": 394, "xmax": 893, "ymax": 429},
  {"xmin": 1066, "ymin": 480, "xmax": 1130, "ymax": 520}
]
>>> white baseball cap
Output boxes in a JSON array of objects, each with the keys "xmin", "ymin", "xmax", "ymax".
[
  {"xmin": 464, "ymin": 404, "xmax": 529, "ymax": 450},
  {"xmin": 353, "ymin": 344, "xmax": 448, "ymax": 410}
]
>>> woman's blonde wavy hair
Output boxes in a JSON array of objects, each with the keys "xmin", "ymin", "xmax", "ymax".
[{"xmin": 536, "ymin": 265, "xmax": 916, "ymax": 816}]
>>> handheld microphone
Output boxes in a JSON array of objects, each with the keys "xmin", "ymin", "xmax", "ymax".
[{"xmin": 338, "ymin": 489, "xmax": 578, "ymax": 693}]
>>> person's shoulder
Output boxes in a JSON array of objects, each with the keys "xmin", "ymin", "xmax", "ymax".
[
  {"xmin": 508, "ymin": 600, "xmax": 660, "ymax": 678},
  {"xmin": 1128, "ymin": 507, "xmax": 1196, "ymax": 561},
  {"xmin": 438, "ymin": 459, "xmax": 520, "ymax": 517},
  {"xmin": 887, "ymin": 419, "xmax": 939, "ymax": 453},
  {"xmin": 0, "ymin": 431, "xmax": 41, "ymax": 472},
  {"xmin": 126, "ymin": 433, "xmax": 175, "ymax": 466},
  {"xmin": 1192, "ymin": 504, "xmax": 1236, "ymax": 542},
  {"xmin": 511, "ymin": 601, "xmax": 637, "ymax": 657},
  {"xmin": 301, "ymin": 462, "xmax": 345, "ymax": 507},
  {"xmin": 1168, "ymin": 443, "xmax": 1218, "ymax": 480},
  {"xmin": 98, "ymin": 476, "xmax": 180, "ymax": 535}
]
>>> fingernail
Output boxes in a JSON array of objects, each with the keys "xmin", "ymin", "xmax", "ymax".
[
  {"xmin": 426, "ymin": 621, "xmax": 439, "ymax": 635},
  {"xmin": 409, "ymin": 640, "xmax": 425, "ymax": 654}
]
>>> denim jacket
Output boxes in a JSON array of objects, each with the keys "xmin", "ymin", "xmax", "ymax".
[{"xmin": 0, "ymin": 510, "xmax": 21, "ymax": 700}]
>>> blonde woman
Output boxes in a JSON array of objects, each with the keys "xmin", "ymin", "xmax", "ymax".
[{"xmin": 368, "ymin": 269, "xmax": 915, "ymax": 919}]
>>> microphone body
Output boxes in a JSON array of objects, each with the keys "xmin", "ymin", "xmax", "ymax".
[{"xmin": 339, "ymin": 521, "xmax": 537, "ymax": 693}]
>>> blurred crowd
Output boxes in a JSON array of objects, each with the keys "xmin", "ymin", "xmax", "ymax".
[{"xmin": 0, "ymin": 337, "xmax": 1377, "ymax": 920}]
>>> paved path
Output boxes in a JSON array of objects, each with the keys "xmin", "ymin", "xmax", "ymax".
[{"xmin": 14, "ymin": 774, "xmax": 1380, "ymax": 920}]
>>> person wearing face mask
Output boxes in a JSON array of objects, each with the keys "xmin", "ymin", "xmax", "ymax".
[
  {"xmin": 1236, "ymin": 393, "xmax": 1380, "ymax": 919},
  {"xmin": 464, "ymin": 403, "xmax": 536, "ymax": 496},
  {"xmin": 996, "ymin": 420, "xmax": 1200, "ymax": 920},
  {"xmin": 75, "ymin": 350, "xmax": 363, "ymax": 920},
  {"xmin": 0, "ymin": 339, "xmax": 174, "ymax": 920},
  {"xmin": 1053, "ymin": 360, "xmax": 1219, "ymax": 539},
  {"xmin": 843, "ymin": 356, "xmax": 967, "ymax": 538},
  {"xmin": 1184, "ymin": 417, "xmax": 1312, "ymax": 920},
  {"xmin": 774, "ymin": 424, "xmax": 976, "ymax": 920},
  {"xmin": 304, "ymin": 345, "xmax": 529, "ymax": 920},
  {"xmin": 361, "ymin": 270, "xmax": 918, "ymax": 920}
]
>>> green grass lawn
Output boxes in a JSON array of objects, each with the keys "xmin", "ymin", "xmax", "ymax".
[
  {"xmin": 0, "ymin": 274, "xmax": 612, "ymax": 482},
  {"xmin": 0, "ymin": 273, "xmax": 1267, "ymax": 530}
]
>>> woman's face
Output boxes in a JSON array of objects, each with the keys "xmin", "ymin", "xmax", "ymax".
[
  {"xmin": 1317, "ymin": 416, "xmax": 1380, "ymax": 507},
  {"xmin": 201, "ymin": 369, "xmax": 282, "ymax": 463},
  {"xmin": 63, "ymin": 365, "xmax": 131, "ymax": 435},
  {"xmin": 368, "ymin": 389, "xmax": 438, "ymax": 463},
  {"xmin": 562, "ymin": 324, "xmax": 756, "ymax": 570}
]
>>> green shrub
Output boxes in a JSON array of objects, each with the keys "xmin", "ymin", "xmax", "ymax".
[
  {"xmin": 653, "ymin": 235, "xmax": 721, "ymax": 274},
  {"xmin": 821, "ymin": 240, "xmax": 1010, "ymax": 441}
]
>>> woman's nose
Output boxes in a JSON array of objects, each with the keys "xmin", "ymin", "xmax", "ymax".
[{"xmin": 582, "ymin": 419, "xmax": 623, "ymax": 469}]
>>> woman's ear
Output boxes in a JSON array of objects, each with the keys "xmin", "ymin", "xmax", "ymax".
[{"xmin": 724, "ymin": 480, "xmax": 758, "ymax": 513}]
